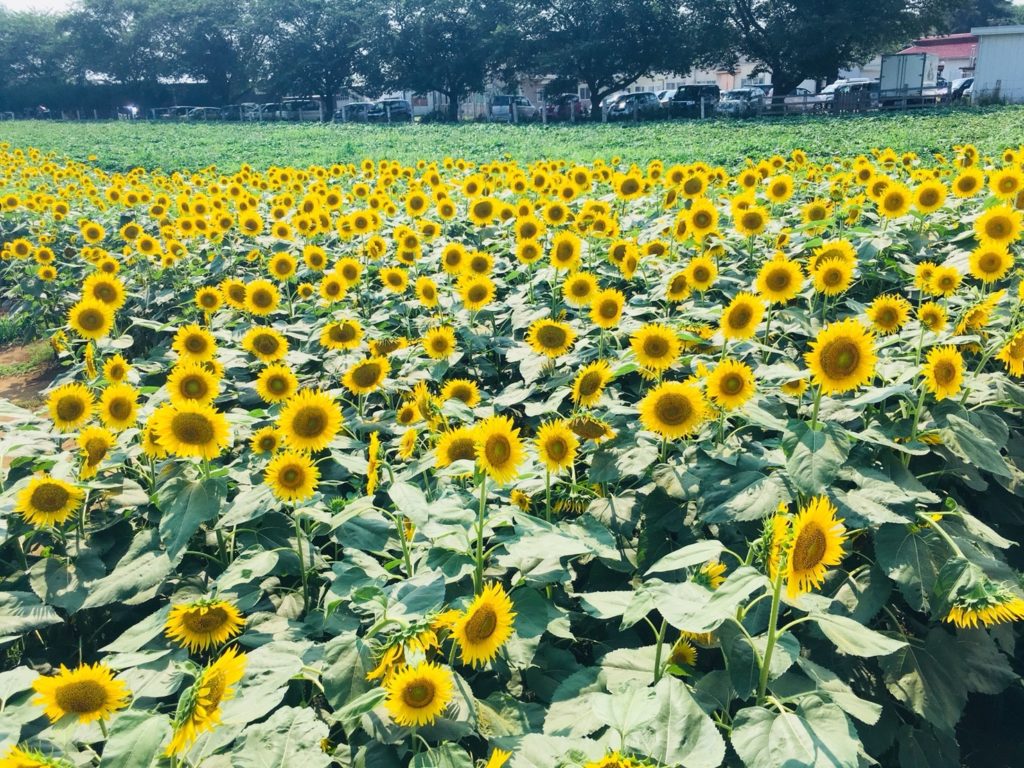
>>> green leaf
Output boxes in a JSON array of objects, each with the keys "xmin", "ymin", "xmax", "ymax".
[
  {"xmin": 811, "ymin": 613, "xmax": 906, "ymax": 657},
  {"xmin": 157, "ymin": 475, "xmax": 227, "ymax": 560},
  {"xmin": 879, "ymin": 628, "xmax": 967, "ymax": 733},
  {"xmin": 410, "ymin": 744, "xmax": 473, "ymax": 768},
  {"xmin": 592, "ymin": 685, "xmax": 659, "ymax": 740},
  {"xmin": 82, "ymin": 529, "xmax": 174, "ymax": 609},
  {"xmin": 99, "ymin": 710, "xmax": 171, "ymax": 768},
  {"xmin": 939, "ymin": 413, "xmax": 1011, "ymax": 477},
  {"xmin": 645, "ymin": 540, "xmax": 724, "ymax": 575},
  {"xmin": 782, "ymin": 420, "xmax": 851, "ymax": 496},
  {"xmin": 874, "ymin": 523, "xmax": 946, "ymax": 612},
  {"xmin": 635, "ymin": 677, "xmax": 726, "ymax": 768},
  {"xmin": 231, "ymin": 706, "xmax": 330, "ymax": 768},
  {"xmin": 29, "ymin": 550, "xmax": 106, "ymax": 614},
  {"xmin": 0, "ymin": 591, "xmax": 62, "ymax": 638},
  {"xmin": 322, "ymin": 634, "xmax": 376, "ymax": 711},
  {"xmin": 731, "ymin": 697, "xmax": 860, "ymax": 768}
]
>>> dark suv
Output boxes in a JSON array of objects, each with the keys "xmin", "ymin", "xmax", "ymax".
[
  {"xmin": 367, "ymin": 99, "xmax": 413, "ymax": 123},
  {"xmin": 668, "ymin": 84, "xmax": 720, "ymax": 117}
]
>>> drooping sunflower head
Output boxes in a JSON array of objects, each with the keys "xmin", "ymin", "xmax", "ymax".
[
  {"xmin": 638, "ymin": 380, "xmax": 707, "ymax": 440},
  {"xmin": 452, "ymin": 582, "xmax": 517, "ymax": 667},
  {"xmin": 383, "ymin": 662, "xmax": 454, "ymax": 727},
  {"xmin": 15, "ymin": 474, "xmax": 85, "ymax": 527},
  {"xmin": 785, "ymin": 496, "xmax": 847, "ymax": 598},
  {"xmin": 706, "ymin": 359, "xmax": 756, "ymax": 410},
  {"xmin": 165, "ymin": 598, "xmax": 245, "ymax": 653},
  {"xmin": 277, "ymin": 389, "xmax": 342, "ymax": 452},
  {"xmin": 265, "ymin": 449, "xmax": 320, "ymax": 502},
  {"xmin": 343, "ymin": 356, "xmax": 391, "ymax": 395},
  {"xmin": 535, "ymin": 419, "xmax": 579, "ymax": 474},
  {"xmin": 630, "ymin": 323, "xmax": 680, "ymax": 372},
  {"xmin": 77, "ymin": 425, "xmax": 115, "ymax": 479},
  {"xmin": 474, "ymin": 416, "xmax": 524, "ymax": 485},
  {"xmin": 719, "ymin": 292, "xmax": 765, "ymax": 340},
  {"xmin": 151, "ymin": 402, "xmax": 231, "ymax": 460},
  {"xmin": 166, "ymin": 647, "xmax": 247, "ymax": 757},
  {"xmin": 805, "ymin": 318, "xmax": 877, "ymax": 395},
  {"xmin": 32, "ymin": 662, "xmax": 130, "ymax": 724},
  {"xmin": 47, "ymin": 382, "xmax": 94, "ymax": 431},
  {"xmin": 526, "ymin": 319, "xmax": 576, "ymax": 358}
]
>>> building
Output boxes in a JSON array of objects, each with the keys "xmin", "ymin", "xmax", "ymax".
[
  {"xmin": 897, "ymin": 33, "xmax": 978, "ymax": 81},
  {"xmin": 972, "ymin": 25, "xmax": 1024, "ymax": 103}
]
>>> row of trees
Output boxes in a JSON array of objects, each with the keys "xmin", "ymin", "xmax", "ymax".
[{"xmin": 0, "ymin": 0, "xmax": 1019, "ymax": 120}]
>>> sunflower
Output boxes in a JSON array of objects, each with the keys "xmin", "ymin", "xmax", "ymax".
[
  {"xmin": 719, "ymin": 292, "xmax": 765, "ymax": 340},
  {"xmin": 997, "ymin": 329, "xmax": 1024, "ymax": 376},
  {"xmin": 687, "ymin": 197, "xmax": 719, "ymax": 240},
  {"xmin": 805, "ymin": 318, "xmax": 877, "ymax": 394},
  {"xmin": 638, "ymin": 380, "xmax": 707, "ymax": 439},
  {"xmin": 172, "ymin": 324, "xmax": 216, "ymax": 362},
  {"xmin": 755, "ymin": 257, "xmax": 803, "ymax": 304},
  {"xmin": 415, "ymin": 276, "xmax": 439, "ymax": 307},
  {"xmin": 989, "ymin": 166, "xmax": 1024, "ymax": 200},
  {"xmin": 535, "ymin": 419, "xmax": 579, "ymax": 473},
  {"xmin": 32, "ymin": 662, "xmax": 129, "ymax": 724},
  {"xmin": 82, "ymin": 273, "xmax": 126, "ymax": 309},
  {"xmin": 975, "ymin": 205, "xmax": 1023, "ymax": 247},
  {"xmin": 630, "ymin": 323, "xmax": 680, "ymax": 372},
  {"xmin": 589, "ymin": 288, "xmax": 625, "ymax": 329},
  {"xmin": 866, "ymin": 294, "xmax": 911, "ymax": 335},
  {"xmin": 922, "ymin": 345, "xmax": 964, "ymax": 401},
  {"xmin": 928, "ymin": 265, "xmax": 962, "ymax": 297},
  {"xmin": 913, "ymin": 179, "xmax": 947, "ymax": 213},
  {"xmin": 572, "ymin": 360, "xmax": 613, "ymax": 406},
  {"xmin": 441, "ymin": 378, "xmax": 481, "ymax": 408},
  {"xmin": 459, "ymin": 275, "xmax": 496, "ymax": 310},
  {"xmin": 343, "ymin": 356, "xmax": 390, "ymax": 395},
  {"xmin": 68, "ymin": 299, "xmax": 114, "ymax": 340},
  {"xmin": 92, "ymin": 387, "xmax": 135, "ymax": 437},
  {"xmin": 968, "ymin": 244, "xmax": 1013, "ymax": 282},
  {"xmin": 166, "ymin": 363, "xmax": 220, "ymax": 406},
  {"xmin": 319, "ymin": 273, "xmax": 347, "ymax": 302},
  {"xmin": 250, "ymin": 426, "xmax": 282, "ymax": 454},
  {"xmin": 245, "ymin": 279, "xmax": 280, "ymax": 315},
  {"xmin": 151, "ymin": 402, "xmax": 231, "ymax": 460},
  {"xmin": 422, "ymin": 326, "xmax": 457, "ymax": 360},
  {"xmin": 562, "ymin": 272, "xmax": 598, "ymax": 306},
  {"xmin": 15, "ymin": 474, "xmax": 84, "ymax": 527},
  {"xmin": 668, "ymin": 637, "xmax": 698, "ymax": 668},
  {"xmin": 809, "ymin": 239, "xmax": 856, "ymax": 271},
  {"xmin": 0, "ymin": 745, "xmax": 71, "ymax": 767},
  {"xmin": 265, "ymin": 449, "xmax": 320, "ymax": 501},
  {"xmin": 278, "ymin": 389, "xmax": 343, "ymax": 451},
  {"xmin": 685, "ymin": 256, "xmax": 718, "ymax": 292},
  {"xmin": 484, "ymin": 748, "xmax": 513, "ymax": 768},
  {"xmin": 951, "ymin": 168, "xmax": 984, "ymax": 198},
  {"xmin": 918, "ymin": 301, "xmax": 947, "ymax": 333},
  {"xmin": 194, "ymin": 286, "xmax": 222, "ymax": 313},
  {"xmin": 877, "ymin": 183, "xmax": 911, "ymax": 218},
  {"xmin": 550, "ymin": 231, "xmax": 582, "ymax": 271},
  {"xmin": 384, "ymin": 662, "xmax": 454, "ymax": 727},
  {"xmin": 734, "ymin": 205, "xmax": 768, "ymax": 237},
  {"xmin": 811, "ymin": 258, "xmax": 853, "ymax": 296},
  {"xmin": 706, "ymin": 359, "xmax": 756, "ymax": 410},
  {"xmin": 435, "ymin": 426, "xmax": 478, "ymax": 469},
  {"xmin": 526, "ymin": 319, "xmax": 576, "ymax": 358},
  {"xmin": 945, "ymin": 590, "xmax": 1024, "ymax": 629},
  {"xmin": 665, "ymin": 270, "xmax": 691, "ymax": 302},
  {"xmin": 320, "ymin": 318, "xmax": 363, "ymax": 350},
  {"xmin": 784, "ymin": 496, "xmax": 847, "ymax": 598},
  {"xmin": 220, "ymin": 278, "xmax": 247, "ymax": 309},
  {"xmin": 166, "ymin": 647, "xmax": 247, "ymax": 756},
  {"xmin": 165, "ymin": 599, "xmax": 245, "ymax": 653},
  {"xmin": 255, "ymin": 362, "xmax": 298, "ymax": 403},
  {"xmin": 474, "ymin": 416, "xmax": 524, "ymax": 484},
  {"xmin": 452, "ymin": 582, "xmax": 517, "ymax": 667},
  {"xmin": 46, "ymin": 383, "xmax": 94, "ymax": 431},
  {"xmin": 268, "ymin": 252, "xmax": 297, "ymax": 281},
  {"xmin": 242, "ymin": 327, "xmax": 288, "ymax": 362}
]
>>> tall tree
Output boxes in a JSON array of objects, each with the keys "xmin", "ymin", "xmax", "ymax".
[
  {"xmin": 688, "ymin": 0, "xmax": 958, "ymax": 98},
  {"xmin": 0, "ymin": 11, "xmax": 70, "ymax": 91},
  {"xmin": 944, "ymin": 0, "xmax": 1017, "ymax": 31},
  {"xmin": 58, "ymin": 0, "xmax": 165, "ymax": 86},
  {"xmin": 364, "ymin": 0, "xmax": 519, "ymax": 121},
  {"xmin": 524, "ymin": 0, "xmax": 695, "ymax": 121},
  {"xmin": 260, "ymin": 0, "xmax": 363, "ymax": 119}
]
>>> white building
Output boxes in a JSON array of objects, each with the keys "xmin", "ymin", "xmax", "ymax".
[{"xmin": 971, "ymin": 25, "xmax": 1024, "ymax": 103}]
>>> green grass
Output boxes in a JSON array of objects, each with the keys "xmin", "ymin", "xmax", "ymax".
[
  {"xmin": 2, "ymin": 106, "xmax": 1022, "ymax": 171},
  {"xmin": 0, "ymin": 339, "xmax": 52, "ymax": 377}
]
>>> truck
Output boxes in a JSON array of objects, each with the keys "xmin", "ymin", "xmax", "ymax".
[{"xmin": 879, "ymin": 53, "xmax": 942, "ymax": 105}]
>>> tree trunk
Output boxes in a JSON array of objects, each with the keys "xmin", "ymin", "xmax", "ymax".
[
  {"xmin": 447, "ymin": 94, "xmax": 459, "ymax": 122},
  {"xmin": 770, "ymin": 71, "xmax": 805, "ymax": 99},
  {"xmin": 587, "ymin": 80, "xmax": 602, "ymax": 122}
]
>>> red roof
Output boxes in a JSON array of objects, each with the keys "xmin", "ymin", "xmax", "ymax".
[{"xmin": 898, "ymin": 33, "xmax": 978, "ymax": 60}]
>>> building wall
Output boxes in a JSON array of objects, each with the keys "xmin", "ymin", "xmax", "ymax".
[{"xmin": 972, "ymin": 27, "xmax": 1024, "ymax": 103}]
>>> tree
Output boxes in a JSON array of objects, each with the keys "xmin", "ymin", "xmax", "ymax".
[
  {"xmin": 58, "ymin": 0, "xmax": 166, "ymax": 87},
  {"xmin": 687, "ymin": 0, "xmax": 958, "ymax": 98},
  {"xmin": 260, "ymin": 0, "xmax": 363, "ymax": 120},
  {"xmin": 944, "ymin": 0, "xmax": 1017, "ymax": 31},
  {"xmin": 524, "ymin": 0, "xmax": 695, "ymax": 121},
  {"xmin": 364, "ymin": 0, "xmax": 519, "ymax": 121},
  {"xmin": 0, "ymin": 11, "xmax": 70, "ymax": 91}
]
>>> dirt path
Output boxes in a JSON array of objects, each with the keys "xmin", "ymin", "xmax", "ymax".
[{"xmin": 0, "ymin": 341, "xmax": 56, "ymax": 410}]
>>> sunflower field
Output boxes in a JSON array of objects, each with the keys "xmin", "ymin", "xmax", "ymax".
[{"xmin": 1, "ymin": 140, "xmax": 1024, "ymax": 768}]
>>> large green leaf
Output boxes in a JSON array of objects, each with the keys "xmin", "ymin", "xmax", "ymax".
[
  {"xmin": 939, "ymin": 413, "xmax": 1011, "ymax": 477},
  {"xmin": 633, "ymin": 677, "xmax": 725, "ymax": 768},
  {"xmin": 782, "ymin": 420, "xmax": 850, "ymax": 496},
  {"xmin": 99, "ymin": 710, "xmax": 171, "ymax": 768},
  {"xmin": 878, "ymin": 628, "xmax": 967, "ymax": 733},
  {"xmin": 731, "ymin": 697, "xmax": 860, "ymax": 768},
  {"xmin": 157, "ymin": 474, "xmax": 228, "ymax": 560},
  {"xmin": 0, "ymin": 591, "xmax": 62, "ymax": 638},
  {"xmin": 811, "ymin": 613, "xmax": 906, "ymax": 657},
  {"xmin": 873, "ymin": 523, "xmax": 946, "ymax": 612},
  {"xmin": 231, "ymin": 706, "xmax": 330, "ymax": 768}
]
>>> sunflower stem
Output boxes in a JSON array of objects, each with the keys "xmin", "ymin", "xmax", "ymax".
[
  {"xmin": 544, "ymin": 469, "xmax": 552, "ymax": 524},
  {"xmin": 99, "ymin": 718, "xmax": 108, "ymax": 739},
  {"xmin": 294, "ymin": 513, "xmax": 309, "ymax": 614},
  {"xmin": 473, "ymin": 475, "xmax": 488, "ymax": 595},
  {"xmin": 918, "ymin": 513, "xmax": 965, "ymax": 558},
  {"xmin": 809, "ymin": 385, "xmax": 823, "ymax": 432},
  {"xmin": 755, "ymin": 565, "xmax": 785, "ymax": 706},
  {"xmin": 652, "ymin": 618, "xmax": 668, "ymax": 684},
  {"xmin": 903, "ymin": 385, "xmax": 929, "ymax": 467}
]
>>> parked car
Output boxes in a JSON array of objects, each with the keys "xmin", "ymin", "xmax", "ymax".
[
  {"xmin": 667, "ymin": 84, "xmax": 720, "ymax": 117},
  {"xmin": 947, "ymin": 77, "xmax": 974, "ymax": 102},
  {"xmin": 336, "ymin": 101, "xmax": 374, "ymax": 122},
  {"xmin": 544, "ymin": 93, "xmax": 590, "ymax": 121},
  {"xmin": 833, "ymin": 80, "xmax": 880, "ymax": 111},
  {"xmin": 607, "ymin": 92, "xmax": 662, "ymax": 121},
  {"xmin": 779, "ymin": 87, "xmax": 816, "ymax": 113},
  {"xmin": 807, "ymin": 78, "xmax": 874, "ymax": 110},
  {"xmin": 488, "ymin": 95, "xmax": 539, "ymax": 122},
  {"xmin": 718, "ymin": 88, "xmax": 764, "ymax": 117},
  {"xmin": 279, "ymin": 99, "xmax": 322, "ymax": 121},
  {"xmin": 220, "ymin": 103, "xmax": 260, "ymax": 121},
  {"xmin": 367, "ymin": 99, "xmax": 413, "ymax": 123},
  {"xmin": 185, "ymin": 106, "xmax": 222, "ymax": 121},
  {"xmin": 656, "ymin": 90, "xmax": 674, "ymax": 109},
  {"xmin": 259, "ymin": 103, "xmax": 284, "ymax": 120}
]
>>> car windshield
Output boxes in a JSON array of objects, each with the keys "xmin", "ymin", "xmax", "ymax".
[{"xmin": 492, "ymin": 96, "xmax": 511, "ymax": 106}]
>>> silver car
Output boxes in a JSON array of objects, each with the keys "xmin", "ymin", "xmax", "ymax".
[{"xmin": 489, "ymin": 95, "xmax": 539, "ymax": 122}]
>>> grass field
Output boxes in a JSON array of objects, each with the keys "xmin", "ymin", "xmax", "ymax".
[{"xmin": 2, "ymin": 105, "xmax": 1023, "ymax": 171}]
